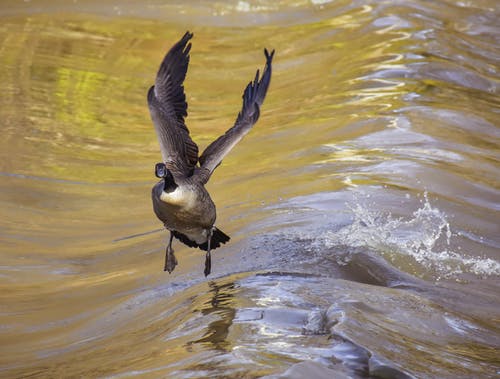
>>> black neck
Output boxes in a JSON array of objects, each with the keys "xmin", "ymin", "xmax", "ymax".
[{"xmin": 163, "ymin": 171, "xmax": 178, "ymax": 193}]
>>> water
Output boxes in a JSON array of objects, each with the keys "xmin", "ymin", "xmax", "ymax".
[{"xmin": 1, "ymin": 1, "xmax": 499, "ymax": 378}]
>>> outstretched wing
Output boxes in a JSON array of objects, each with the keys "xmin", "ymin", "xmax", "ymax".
[
  {"xmin": 148, "ymin": 31, "xmax": 199, "ymax": 177},
  {"xmin": 198, "ymin": 48, "xmax": 274, "ymax": 182}
]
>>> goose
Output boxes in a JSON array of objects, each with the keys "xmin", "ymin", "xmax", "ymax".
[{"xmin": 148, "ymin": 31, "xmax": 274, "ymax": 276}]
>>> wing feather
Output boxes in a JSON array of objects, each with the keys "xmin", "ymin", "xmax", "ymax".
[
  {"xmin": 198, "ymin": 49, "xmax": 274, "ymax": 181},
  {"xmin": 148, "ymin": 31, "xmax": 199, "ymax": 176}
]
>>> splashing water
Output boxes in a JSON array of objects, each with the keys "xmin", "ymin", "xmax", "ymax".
[{"xmin": 322, "ymin": 193, "xmax": 500, "ymax": 278}]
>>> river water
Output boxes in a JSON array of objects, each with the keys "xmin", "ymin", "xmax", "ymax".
[{"xmin": 1, "ymin": 1, "xmax": 499, "ymax": 378}]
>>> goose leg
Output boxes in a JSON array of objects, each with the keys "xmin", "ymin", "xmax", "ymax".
[
  {"xmin": 204, "ymin": 229, "xmax": 213, "ymax": 277},
  {"xmin": 164, "ymin": 232, "xmax": 178, "ymax": 273}
]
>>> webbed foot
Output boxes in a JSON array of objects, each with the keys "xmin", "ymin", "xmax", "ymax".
[
  {"xmin": 164, "ymin": 245, "xmax": 178, "ymax": 273},
  {"xmin": 204, "ymin": 251, "xmax": 211, "ymax": 277}
]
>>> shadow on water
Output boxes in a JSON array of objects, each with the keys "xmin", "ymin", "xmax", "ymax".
[{"xmin": 188, "ymin": 281, "xmax": 238, "ymax": 351}]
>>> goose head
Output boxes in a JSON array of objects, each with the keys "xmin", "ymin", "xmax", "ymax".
[{"xmin": 155, "ymin": 163, "xmax": 178, "ymax": 192}]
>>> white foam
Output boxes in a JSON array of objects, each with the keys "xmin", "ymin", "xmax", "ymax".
[{"xmin": 320, "ymin": 192, "xmax": 500, "ymax": 278}]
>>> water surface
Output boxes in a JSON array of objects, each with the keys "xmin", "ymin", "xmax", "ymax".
[{"xmin": 1, "ymin": 1, "xmax": 499, "ymax": 378}]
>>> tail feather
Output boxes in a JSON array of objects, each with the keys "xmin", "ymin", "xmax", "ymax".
[
  {"xmin": 172, "ymin": 227, "xmax": 230, "ymax": 251},
  {"xmin": 200, "ymin": 227, "xmax": 230, "ymax": 251}
]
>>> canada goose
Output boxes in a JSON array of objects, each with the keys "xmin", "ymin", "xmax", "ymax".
[{"xmin": 149, "ymin": 31, "xmax": 274, "ymax": 276}]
